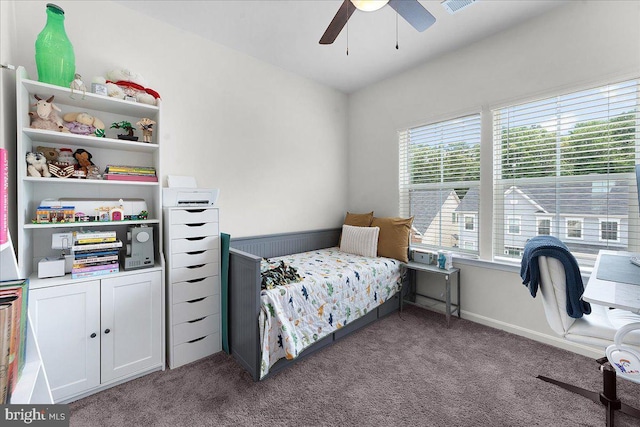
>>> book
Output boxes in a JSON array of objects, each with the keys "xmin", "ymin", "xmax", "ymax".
[
  {"xmin": 0, "ymin": 294, "xmax": 19, "ymax": 401},
  {"xmin": 73, "ymin": 250, "xmax": 120, "ymax": 258},
  {"xmin": 105, "ymin": 165, "xmax": 156, "ymax": 172},
  {"xmin": 75, "ymin": 237, "xmax": 118, "ymax": 244},
  {"xmin": 0, "ymin": 148, "xmax": 7, "ymax": 245},
  {"xmin": 72, "ymin": 267, "xmax": 119, "ymax": 279},
  {"xmin": 71, "ymin": 240, "xmax": 123, "ymax": 252},
  {"xmin": 73, "ymin": 255, "xmax": 119, "ymax": 265},
  {"xmin": 103, "ymin": 174, "xmax": 158, "ymax": 182},
  {"xmin": 105, "ymin": 169, "xmax": 157, "ymax": 175},
  {"xmin": 73, "ymin": 230, "xmax": 116, "ymax": 240},
  {"xmin": 0, "ymin": 303, "xmax": 11, "ymax": 403},
  {"xmin": 0, "ymin": 280, "xmax": 28, "ymax": 386},
  {"xmin": 72, "ymin": 263, "xmax": 119, "ymax": 273}
]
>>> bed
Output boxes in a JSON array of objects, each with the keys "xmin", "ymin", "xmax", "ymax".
[{"xmin": 229, "ymin": 228, "xmax": 407, "ymax": 381}]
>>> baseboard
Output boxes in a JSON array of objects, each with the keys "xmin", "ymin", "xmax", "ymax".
[{"xmin": 460, "ymin": 310, "xmax": 604, "ymax": 359}]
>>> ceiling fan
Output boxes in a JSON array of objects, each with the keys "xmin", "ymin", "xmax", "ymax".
[{"xmin": 319, "ymin": 0, "xmax": 436, "ymax": 45}]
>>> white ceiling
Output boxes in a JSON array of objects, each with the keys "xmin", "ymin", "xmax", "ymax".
[{"xmin": 117, "ymin": 0, "xmax": 566, "ymax": 94}]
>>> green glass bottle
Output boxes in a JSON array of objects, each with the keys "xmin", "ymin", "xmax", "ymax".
[{"xmin": 35, "ymin": 3, "xmax": 75, "ymax": 87}]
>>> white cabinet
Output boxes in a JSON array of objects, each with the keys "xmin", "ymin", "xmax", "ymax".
[
  {"xmin": 29, "ymin": 270, "xmax": 162, "ymax": 402},
  {"xmin": 164, "ymin": 207, "xmax": 221, "ymax": 368}
]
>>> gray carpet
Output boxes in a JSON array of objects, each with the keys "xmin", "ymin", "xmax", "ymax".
[{"xmin": 69, "ymin": 306, "xmax": 640, "ymax": 427}]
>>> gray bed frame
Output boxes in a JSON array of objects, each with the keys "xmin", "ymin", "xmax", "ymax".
[{"xmin": 229, "ymin": 228, "xmax": 404, "ymax": 381}]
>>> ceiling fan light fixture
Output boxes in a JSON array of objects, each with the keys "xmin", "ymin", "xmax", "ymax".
[{"xmin": 351, "ymin": 0, "xmax": 389, "ymax": 12}]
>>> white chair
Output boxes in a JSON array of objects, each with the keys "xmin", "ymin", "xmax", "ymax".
[{"xmin": 536, "ymin": 255, "xmax": 640, "ymax": 426}]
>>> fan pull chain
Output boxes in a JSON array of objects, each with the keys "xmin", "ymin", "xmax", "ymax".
[
  {"xmin": 346, "ymin": 19, "xmax": 349, "ymax": 56},
  {"xmin": 396, "ymin": 12, "xmax": 399, "ymax": 50}
]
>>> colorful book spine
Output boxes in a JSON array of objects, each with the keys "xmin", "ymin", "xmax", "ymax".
[
  {"xmin": 0, "ymin": 303, "xmax": 11, "ymax": 403},
  {"xmin": 73, "ymin": 250, "xmax": 120, "ymax": 258},
  {"xmin": 73, "ymin": 230, "xmax": 116, "ymax": 240},
  {"xmin": 71, "ymin": 240, "xmax": 123, "ymax": 252},
  {"xmin": 73, "ymin": 255, "xmax": 119, "ymax": 265},
  {"xmin": 72, "ymin": 263, "xmax": 119, "ymax": 273},
  {"xmin": 0, "ymin": 280, "xmax": 28, "ymax": 387},
  {"xmin": 75, "ymin": 237, "xmax": 118, "ymax": 244},
  {"xmin": 72, "ymin": 267, "xmax": 120, "ymax": 279},
  {"xmin": 106, "ymin": 165, "xmax": 156, "ymax": 172},
  {"xmin": 103, "ymin": 174, "xmax": 158, "ymax": 182},
  {"xmin": 0, "ymin": 148, "xmax": 7, "ymax": 245}
]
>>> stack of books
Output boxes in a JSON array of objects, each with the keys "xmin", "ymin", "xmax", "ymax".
[
  {"xmin": 103, "ymin": 165, "xmax": 158, "ymax": 182},
  {"xmin": 0, "ymin": 279, "xmax": 28, "ymax": 403},
  {"xmin": 71, "ymin": 231, "xmax": 122, "ymax": 279}
]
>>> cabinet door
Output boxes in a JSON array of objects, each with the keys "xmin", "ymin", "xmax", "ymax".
[
  {"xmin": 29, "ymin": 281, "xmax": 100, "ymax": 402},
  {"xmin": 100, "ymin": 271, "xmax": 162, "ymax": 383}
]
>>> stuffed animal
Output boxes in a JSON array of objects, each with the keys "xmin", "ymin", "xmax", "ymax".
[
  {"xmin": 35, "ymin": 146, "xmax": 59, "ymax": 163},
  {"xmin": 26, "ymin": 151, "xmax": 51, "ymax": 177},
  {"xmin": 73, "ymin": 149, "xmax": 94, "ymax": 175},
  {"xmin": 104, "ymin": 68, "xmax": 161, "ymax": 105},
  {"xmin": 29, "ymin": 95, "xmax": 68, "ymax": 132},
  {"xmin": 63, "ymin": 112, "xmax": 105, "ymax": 136}
]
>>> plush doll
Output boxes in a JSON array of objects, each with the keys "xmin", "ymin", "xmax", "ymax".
[
  {"xmin": 104, "ymin": 68, "xmax": 161, "ymax": 105},
  {"xmin": 63, "ymin": 112, "xmax": 106, "ymax": 136},
  {"xmin": 35, "ymin": 146, "xmax": 59, "ymax": 163},
  {"xmin": 73, "ymin": 149, "xmax": 95, "ymax": 176},
  {"xmin": 26, "ymin": 151, "xmax": 51, "ymax": 177},
  {"xmin": 29, "ymin": 95, "xmax": 68, "ymax": 132}
]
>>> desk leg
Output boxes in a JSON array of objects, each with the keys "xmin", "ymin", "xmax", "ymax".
[
  {"xmin": 445, "ymin": 274, "xmax": 451, "ymax": 328},
  {"xmin": 457, "ymin": 271, "xmax": 461, "ymax": 319}
]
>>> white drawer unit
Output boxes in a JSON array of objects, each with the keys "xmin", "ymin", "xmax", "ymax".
[{"xmin": 164, "ymin": 207, "xmax": 221, "ymax": 368}]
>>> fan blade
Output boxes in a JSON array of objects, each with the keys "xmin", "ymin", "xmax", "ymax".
[
  {"xmin": 320, "ymin": 0, "xmax": 356, "ymax": 45},
  {"xmin": 388, "ymin": 0, "xmax": 436, "ymax": 32}
]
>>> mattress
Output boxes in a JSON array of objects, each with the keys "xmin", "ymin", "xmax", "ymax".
[{"xmin": 258, "ymin": 247, "xmax": 403, "ymax": 378}]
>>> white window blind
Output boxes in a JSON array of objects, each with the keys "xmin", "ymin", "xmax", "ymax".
[
  {"xmin": 493, "ymin": 79, "xmax": 640, "ymax": 267},
  {"xmin": 399, "ymin": 114, "xmax": 481, "ymax": 254}
]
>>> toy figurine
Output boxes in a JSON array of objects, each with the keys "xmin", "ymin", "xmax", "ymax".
[
  {"xmin": 70, "ymin": 73, "xmax": 87, "ymax": 99},
  {"xmin": 136, "ymin": 118, "xmax": 156, "ymax": 143}
]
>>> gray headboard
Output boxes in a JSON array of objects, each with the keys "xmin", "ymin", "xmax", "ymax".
[{"xmin": 229, "ymin": 228, "xmax": 341, "ymax": 259}]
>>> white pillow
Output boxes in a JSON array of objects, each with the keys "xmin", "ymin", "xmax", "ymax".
[{"xmin": 339, "ymin": 225, "xmax": 379, "ymax": 258}]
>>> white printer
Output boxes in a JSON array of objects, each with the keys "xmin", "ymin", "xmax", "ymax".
[{"xmin": 162, "ymin": 175, "xmax": 219, "ymax": 207}]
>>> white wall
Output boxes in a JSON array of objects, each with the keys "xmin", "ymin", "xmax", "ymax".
[
  {"xmin": 2, "ymin": 0, "xmax": 348, "ymax": 238},
  {"xmin": 348, "ymin": 0, "xmax": 640, "ymax": 349}
]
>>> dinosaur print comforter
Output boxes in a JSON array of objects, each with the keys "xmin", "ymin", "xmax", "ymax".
[{"xmin": 259, "ymin": 248, "xmax": 403, "ymax": 379}]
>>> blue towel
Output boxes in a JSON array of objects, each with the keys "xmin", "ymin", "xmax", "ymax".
[{"xmin": 520, "ymin": 236, "xmax": 591, "ymax": 319}]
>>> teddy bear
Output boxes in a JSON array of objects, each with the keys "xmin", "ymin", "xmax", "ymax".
[
  {"xmin": 26, "ymin": 151, "xmax": 51, "ymax": 177},
  {"xmin": 35, "ymin": 146, "xmax": 59, "ymax": 163},
  {"xmin": 73, "ymin": 149, "xmax": 95, "ymax": 176},
  {"xmin": 63, "ymin": 112, "xmax": 106, "ymax": 136}
]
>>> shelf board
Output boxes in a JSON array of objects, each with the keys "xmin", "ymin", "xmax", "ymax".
[
  {"xmin": 22, "ymin": 78, "xmax": 159, "ymax": 117},
  {"xmin": 23, "ymin": 176, "xmax": 159, "ymax": 186},
  {"xmin": 28, "ymin": 263, "xmax": 164, "ymax": 290},
  {"xmin": 25, "ymin": 219, "xmax": 160, "ymax": 229},
  {"xmin": 23, "ymin": 128, "xmax": 159, "ymax": 152}
]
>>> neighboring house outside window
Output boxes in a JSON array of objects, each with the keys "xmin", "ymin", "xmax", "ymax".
[
  {"xmin": 504, "ymin": 246, "xmax": 523, "ymax": 257},
  {"xmin": 465, "ymin": 215, "xmax": 475, "ymax": 231},
  {"xmin": 566, "ymin": 218, "xmax": 583, "ymax": 240},
  {"xmin": 600, "ymin": 219, "xmax": 620, "ymax": 242}
]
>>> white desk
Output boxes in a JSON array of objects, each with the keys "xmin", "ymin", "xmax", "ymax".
[{"xmin": 583, "ymin": 250, "xmax": 640, "ymax": 314}]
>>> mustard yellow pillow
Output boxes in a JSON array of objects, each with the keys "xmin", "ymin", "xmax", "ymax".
[
  {"xmin": 371, "ymin": 216, "xmax": 414, "ymax": 263},
  {"xmin": 344, "ymin": 211, "xmax": 374, "ymax": 227}
]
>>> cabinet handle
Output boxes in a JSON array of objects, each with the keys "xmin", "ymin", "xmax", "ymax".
[
  {"xmin": 104, "ymin": 328, "xmax": 111, "ymax": 334},
  {"xmin": 186, "ymin": 223, "xmax": 205, "ymax": 227},
  {"xmin": 187, "ymin": 264, "xmax": 205, "ymax": 269},
  {"xmin": 188, "ymin": 317, "xmax": 206, "ymax": 323},
  {"xmin": 187, "ymin": 277, "xmax": 206, "ymax": 283},
  {"xmin": 186, "ymin": 237, "xmax": 205, "ymax": 241},
  {"xmin": 188, "ymin": 336, "xmax": 206, "ymax": 344},
  {"xmin": 186, "ymin": 209, "xmax": 206, "ymax": 213},
  {"xmin": 90, "ymin": 333, "xmax": 97, "ymax": 338},
  {"xmin": 187, "ymin": 297, "xmax": 206, "ymax": 304},
  {"xmin": 187, "ymin": 250, "xmax": 205, "ymax": 255}
]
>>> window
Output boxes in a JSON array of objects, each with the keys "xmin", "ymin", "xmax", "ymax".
[
  {"xmin": 566, "ymin": 219, "xmax": 583, "ymax": 239},
  {"xmin": 537, "ymin": 218, "xmax": 551, "ymax": 235},
  {"xmin": 600, "ymin": 219, "xmax": 620, "ymax": 242},
  {"xmin": 493, "ymin": 79, "xmax": 640, "ymax": 266},
  {"xmin": 507, "ymin": 216, "xmax": 521, "ymax": 235},
  {"xmin": 504, "ymin": 246, "xmax": 523, "ymax": 257},
  {"xmin": 399, "ymin": 114, "xmax": 481, "ymax": 254}
]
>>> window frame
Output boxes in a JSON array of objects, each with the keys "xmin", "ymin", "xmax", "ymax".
[{"xmin": 599, "ymin": 218, "xmax": 621, "ymax": 243}]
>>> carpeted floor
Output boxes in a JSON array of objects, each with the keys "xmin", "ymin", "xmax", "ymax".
[{"xmin": 69, "ymin": 305, "xmax": 640, "ymax": 427}]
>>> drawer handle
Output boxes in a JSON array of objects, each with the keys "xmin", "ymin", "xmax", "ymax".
[
  {"xmin": 187, "ymin": 250, "xmax": 205, "ymax": 255},
  {"xmin": 187, "ymin": 277, "xmax": 206, "ymax": 283},
  {"xmin": 186, "ymin": 237, "xmax": 205, "ymax": 241},
  {"xmin": 188, "ymin": 336, "xmax": 206, "ymax": 344},
  {"xmin": 186, "ymin": 209, "xmax": 206, "ymax": 213},
  {"xmin": 188, "ymin": 317, "xmax": 206, "ymax": 323},
  {"xmin": 187, "ymin": 264, "xmax": 205, "ymax": 269},
  {"xmin": 104, "ymin": 328, "xmax": 111, "ymax": 334},
  {"xmin": 187, "ymin": 297, "xmax": 206, "ymax": 303},
  {"xmin": 186, "ymin": 223, "xmax": 205, "ymax": 227},
  {"xmin": 90, "ymin": 333, "xmax": 97, "ymax": 339}
]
